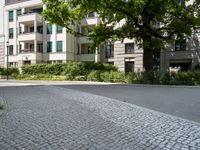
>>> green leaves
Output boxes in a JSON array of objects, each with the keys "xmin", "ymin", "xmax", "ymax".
[{"xmin": 43, "ymin": 0, "xmax": 200, "ymax": 48}]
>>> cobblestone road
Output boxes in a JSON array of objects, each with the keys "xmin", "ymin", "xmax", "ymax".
[{"xmin": 0, "ymin": 85, "xmax": 200, "ymax": 150}]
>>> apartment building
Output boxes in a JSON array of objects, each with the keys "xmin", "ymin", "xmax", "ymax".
[
  {"xmin": 0, "ymin": 0, "xmax": 5, "ymax": 67},
  {"xmin": 1, "ymin": 0, "xmax": 199, "ymax": 73},
  {"xmin": 3, "ymin": 0, "xmax": 76, "ymax": 68}
]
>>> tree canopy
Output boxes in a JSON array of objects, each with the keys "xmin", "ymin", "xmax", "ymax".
[{"xmin": 43, "ymin": 0, "xmax": 200, "ymax": 70}]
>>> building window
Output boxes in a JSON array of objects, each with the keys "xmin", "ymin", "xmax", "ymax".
[
  {"xmin": 105, "ymin": 43, "xmax": 114, "ymax": 58},
  {"xmin": 125, "ymin": 43, "xmax": 134, "ymax": 54},
  {"xmin": 175, "ymin": 39, "xmax": 186, "ymax": 51},
  {"xmin": 56, "ymin": 25, "xmax": 63, "ymax": 33},
  {"xmin": 17, "ymin": 9, "xmax": 22, "ymax": 16},
  {"xmin": 19, "ymin": 27, "xmax": 22, "ymax": 34},
  {"xmin": 9, "ymin": 11, "xmax": 13, "ymax": 22},
  {"xmin": 8, "ymin": 45, "xmax": 14, "ymax": 55},
  {"xmin": 47, "ymin": 23, "xmax": 52, "ymax": 34},
  {"xmin": 9, "ymin": 28, "xmax": 14, "ymax": 39},
  {"xmin": 57, "ymin": 41, "xmax": 63, "ymax": 52},
  {"xmin": 47, "ymin": 42, "xmax": 52, "ymax": 53}
]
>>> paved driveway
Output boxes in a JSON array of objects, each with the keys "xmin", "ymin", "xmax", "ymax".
[
  {"xmin": 0, "ymin": 84, "xmax": 200, "ymax": 149},
  {"xmin": 60, "ymin": 84, "xmax": 200, "ymax": 123}
]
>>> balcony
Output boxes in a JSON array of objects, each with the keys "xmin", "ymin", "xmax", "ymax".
[
  {"xmin": 18, "ymin": 32, "xmax": 43, "ymax": 42},
  {"xmin": 77, "ymin": 54, "xmax": 98, "ymax": 62},
  {"xmin": 78, "ymin": 36, "xmax": 92, "ymax": 44},
  {"xmin": 18, "ymin": 12, "xmax": 43, "ymax": 23}
]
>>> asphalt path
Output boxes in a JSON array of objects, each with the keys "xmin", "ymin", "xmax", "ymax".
[{"xmin": 59, "ymin": 84, "xmax": 200, "ymax": 123}]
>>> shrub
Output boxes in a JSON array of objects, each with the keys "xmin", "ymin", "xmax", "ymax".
[
  {"xmin": 0, "ymin": 67, "xmax": 19, "ymax": 76},
  {"xmin": 85, "ymin": 62, "xmax": 118, "ymax": 72},
  {"xmin": 125, "ymin": 72, "xmax": 136, "ymax": 83},
  {"xmin": 87, "ymin": 71, "xmax": 102, "ymax": 82},
  {"xmin": 194, "ymin": 64, "xmax": 200, "ymax": 71},
  {"xmin": 63, "ymin": 62, "xmax": 86, "ymax": 77},
  {"xmin": 160, "ymin": 72, "xmax": 171, "ymax": 85},
  {"xmin": 22, "ymin": 64, "xmax": 66, "ymax": 75},
  {"xmin": 108, "ymin": 71, "xmax": 125, "ymax": 83},
  {"xmin": 193, "ymin": 71, "xmax": 200, "ymax": 85}
]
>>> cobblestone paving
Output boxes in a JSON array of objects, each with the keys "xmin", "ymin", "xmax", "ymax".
[{"xmin": 0, "ymin": 85, "xmax": 200, "ymax": 150}]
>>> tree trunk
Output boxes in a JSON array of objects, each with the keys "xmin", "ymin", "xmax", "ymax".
[{"xmin": 143, "ymin": 47, "xmax": 154, "ymax": 71}]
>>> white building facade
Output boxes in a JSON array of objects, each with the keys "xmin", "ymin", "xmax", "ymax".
[{"xmin": 0, "ymin": 0, "xmax": 199, "ymax": 72}]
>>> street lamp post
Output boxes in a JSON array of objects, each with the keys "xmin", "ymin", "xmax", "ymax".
[{"xmin": 6, "ymin": 41, "xmax": 9, "ymax": 80}]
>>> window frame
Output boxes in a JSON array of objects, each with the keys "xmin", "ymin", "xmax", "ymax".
[
  {"xmin": 47, "ymin": 41, "xmax": 52, "ymax": 53},
  {"xmin": 175, "ymin": 39, "xmax": 186, "ymax": 51},
  {"xmin": 9, "ymin": 10, "xmax": 14, "ymax": 22},
  {"xmin": 56, "ymin": 25, "xmax": 63, "ymax": 33},
  {"xmin": 47, "ymin": 23, "xmax": 52, "ymax": 34},
  {"xmin": 8, "ymin": 45, "xmax": 14, "ymax": 55},
  {"xmin": 17, "ymin": 9, "xmax": 22, "ymax": 16},
  {"xmin": 9, "ymin": 28, "xmax": 14, "ymax": 39},
  {"xmin": 56, "ymin": 41, "xmax": 63, "ymax": 52},
  {"xmin": 125, "ymin": 43, "xmax": 134, "ymax": 54}
]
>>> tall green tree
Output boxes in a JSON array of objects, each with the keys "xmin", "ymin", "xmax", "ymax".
[{"xmin": 43, "ymin": 0, "xmax": 200, "ymax": 71}]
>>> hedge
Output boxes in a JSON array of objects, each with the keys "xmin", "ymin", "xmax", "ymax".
[
  {"xmin": 0, "ymin": 67, "xmax": 19, "ymax": 76},
  {"xmin": 22, "ymin": 62, "xmax": 118, "ymax": 76}
]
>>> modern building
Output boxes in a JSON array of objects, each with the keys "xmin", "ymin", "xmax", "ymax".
[{"xmin": 0, "ymin": 0, "xmax": 199, "ymax": 72}]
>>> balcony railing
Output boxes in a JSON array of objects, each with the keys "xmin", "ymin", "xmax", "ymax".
[
  {"xmin": 19, "ymin": 49, "xmax": 34, "ymax": 54},
  {"xmin": 19, "ymin": 30, "xmax": 43, "ymax": 35}
]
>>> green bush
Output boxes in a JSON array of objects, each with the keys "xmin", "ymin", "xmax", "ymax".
[
  {"xmin": 107, "ymin": 71, "xmax": 125, "ymax": 83},
  {"xmin": 22, "ymin": 63, "xmax": 66, "ymax": 75},
  {"xmin": 85, "ymin": 62, "xmax": 118, "ymax": 72},
  {"xmin": 125, "ymin": 72, "xmax": 136, "ymax": 83},
  {"xmin": 63, "ymin": 62, "xmax": 86, "ymax": 77},
  {"xmin": 0, "ymin": 67, "xmax": 19, "ymax": 76},
  {"xmin": 160, "ymin": 72, "xmax": 171, "ymax": 85},
  {"xmin": 194, "ymin": 64, "xmax": 200, "ymax": 71},
  {"xmin": 193, "ymin": 71, "xmax": 200, "ymax": 85},
  {"xmin": 87, "ymin": 71, "xmax": 102, "ymax": 82}
]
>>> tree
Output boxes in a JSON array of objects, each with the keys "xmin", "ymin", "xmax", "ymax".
[{"xmin": 43, "ymin": 0, "xmax": 200, "ymax": 71}]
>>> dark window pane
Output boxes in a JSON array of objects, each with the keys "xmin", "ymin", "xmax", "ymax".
[
  {"xmin": 17, "ymin": 9, "xmax": 21, "ymax": 16},
  {"xmin": 9, "ymin": 28, "xmax": 13, "ymax": 38},
  {"xmin": 56, "ymin": 25, "xmax": 63, "ymax": 33},
  {"xmin": 57, "ymin": 41, "xmax": 62, "ymax": 52},
  {"xmin": 125, "ymin": 43, "xmax": 134, "ymax": 54},
  {"xmin": 47, "ymin": 24, "xmax": 52, "ymax": 34},
  {"xmin": 9, "ymin": 11, "xmax": 13, "ymax": 22},
  {"xmin": 47, "ymin": 42, "xmax": 52, "ymax": 53}
]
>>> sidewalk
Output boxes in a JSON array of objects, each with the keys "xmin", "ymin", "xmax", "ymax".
[{"xmin": 0, "ymin": 80, "xmax": 116, "ymax": 86}]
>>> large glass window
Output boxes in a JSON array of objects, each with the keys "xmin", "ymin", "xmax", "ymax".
[
  {"xmin": 9, "ymin": 11, "xmax": 13, "ymax": 22},
  {"xmin": 56, "ymin": 25, "xmax": 63, "ymax": 33},
  {"xmin": 47, "ymin": 42, "xmax": 52, "ymax": 53},
  {"xmin": 175, "ymin": 40, "xmax": 186, "ymax": 51},
  {"xmin": 47, "ymin": 24, "xmax": 52, "ymax": 34},
  {"xmin": 57, "ymin": 41, "xmax": 63, "ymax": 52},
  {"xmin": 125, "ymin": 43, "xmax": 134, "ymax": 54},
  {"xmin": 9, "ymin": 28, "xmax": 14, "ymax": 39}
]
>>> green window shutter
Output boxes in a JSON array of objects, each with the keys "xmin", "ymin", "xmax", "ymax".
[
  {"xmin": 47, "ymin": 42, "xmax": 52, "ymax": 53},
  {"xmin": 57, "ymin": 41, "xmax": 62, "ymax": 52},
  {"xmin": 47, "ymin": 24, "xmax": 52, "ymax": 34},
  {"xmin": 56, "ymin": 25, "xmax": 63, "ymax": 33},
  {"xmin": 9, "ymin": 11, "xmax": 13, "ymax": 22},
  {"xmin": 17, "ymin": 9, "xmax": 21, "ymax": 16}
]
